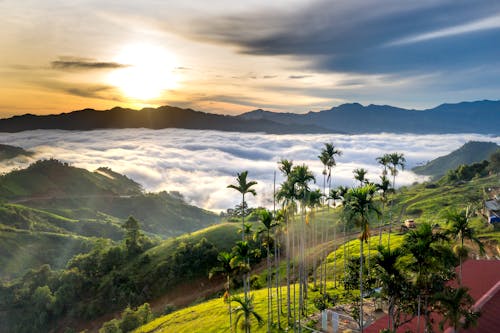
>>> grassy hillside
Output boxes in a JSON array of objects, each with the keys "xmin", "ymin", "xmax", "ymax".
[
  {"xmin": 0, "ymin": 225, "xmax": 94, "ymax": 280},
  {"xmin": 0, "ymin": 159, "xmax": 142, "ymax": 198},
  {"xmin": 0, "ymin": 159, "xmax": 220, "ymax": 238},
  {"xmin": 132, "ymin": 173, "xmax": 500, "ymax": 333},
  {"xmin": 412, "ymin": 141, "xmax": 499, "ymax": 178},
  {"xmin": 0, "ymin": 223, "xmax": 242, "ymax": 333}
]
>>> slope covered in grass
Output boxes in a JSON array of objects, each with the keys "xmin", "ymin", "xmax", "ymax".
[
  {"xmin": 412, "ymin": 141, "xmax": 499, "ymax": 178},
  {"xmin": 0, "ymin": 226, "xmax": 94, "ymax": 280}
]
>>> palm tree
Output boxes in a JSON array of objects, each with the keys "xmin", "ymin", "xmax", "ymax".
[
  {"xmin": 232, "ymin": 294, "xmax": 264, "ymax": 333},
  {"xmin": 256, "ymin": 209, "xmax": 278, "ymax": 332},
  {"xmin": 319, "ymin": 144, "xmax": 342, "ymax": 294},
  {"xmin": 353, "ymin": 168, "xmax": 369, "ymax": 186},
  {"xmin": 374, "ymin": 245, "xmax": 409, "ymax": 332},
  {"xmin": 209, "ymin": 251, "xmax": 236, "ymax": 333},
  {"xmin": 375, "ymin": 175, "xmax": 393, "ymax": 246},
  {"xmin": 228, "ymin": 171, "xmax": 258, "ymax": 242},
  {"xmin": 387, "ymin": 153, "xmax": 406, "ymax": 248},
  {"xmin": 404, "ymin": 223, "xmax": 455, "ymax": 333},
  {"xmin": 444, "ymin": 208, "xmax": 485, "ymax": 284},
  {"xmin": 231, "ymin": 241, "xmax": 253, "ymax": 308},
  {"xmin": 290, "ymin": 164, "xmax": 315, "ymax": 321},
  {"xmin": 376, "ymin": 154, "xmax": 391, "ymax": 177},
  {"xmin": 228, "ymin": 171, "xmax": 257, "ymax": 308},
  {"xmin": 343, "ymin": 184, "xmax": 380, "ymax": 333},
  {"xmin": 434, "ymin": 286, "xmax": 479, "ymax": 332},
  {"xmin": 276, "ymin": 159, "xmax": 295, "ymax": 324},
  {"xmin": 327, "ymin": 188, "xmax": 342, "ymax": 287}
]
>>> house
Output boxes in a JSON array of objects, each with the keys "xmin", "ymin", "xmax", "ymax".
[
  {"xmin": 484, "ymin": 199, "xmax": 500, "ymax": 224},
  {"xmin": 364, "ymin": 260, "xmax": 500, "ymax": 333}
]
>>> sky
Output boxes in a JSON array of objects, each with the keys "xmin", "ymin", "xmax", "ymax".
[
  {"xmin": 1, "ymin": 129, "xmax": 498, "ymax": 211},
  {"xmin": 1, "ymin": 0, "xmax": 500, "ymax": 117}
]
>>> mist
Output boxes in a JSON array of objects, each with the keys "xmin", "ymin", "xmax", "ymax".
[{"xmin": 0, "ymin": 129, "xmax": 497, "ymax": 211}]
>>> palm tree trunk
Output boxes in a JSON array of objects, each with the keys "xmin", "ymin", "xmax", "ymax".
[
  {"xmin": 360, "ymin": 240, "xmax": 364, "ymax": 333},
  {"xmin": 228, "ymin": 275, "xmax": 233, "ymax": 333}
]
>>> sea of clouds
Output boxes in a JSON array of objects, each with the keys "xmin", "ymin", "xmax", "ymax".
[{"xmin": 0, "ymin": 129, "xmax": 498, "ymax": 212}]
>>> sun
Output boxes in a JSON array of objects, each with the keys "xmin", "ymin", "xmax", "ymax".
[{"xmin": 108, "ymin": 43, "xmax": 178, "ymax": 100}]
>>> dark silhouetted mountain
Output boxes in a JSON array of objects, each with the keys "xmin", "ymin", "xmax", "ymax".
[
  {"xmin": 239, "ymin": 100, "xmax": 500, "ymax": 134},
  {"xmin": 412, "ymin": 141, "xmax": 500, "ymax": 178},
  {"xmin": 1, "ymin": 100, "xmax": 499, "ymax": 134},
  {"xmin": 0, "ymin": 106, "xmax": 329, "ymax": 134}
]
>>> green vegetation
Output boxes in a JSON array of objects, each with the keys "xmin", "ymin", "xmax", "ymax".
[
  {"xmin": 0, "ymin": 223, "xmax": 242, "ymax": 333},
  {"xmin": 413, "ymin": 141, "xmax": 499, "ymax": 178},
  {"xmin": 1, "ymin": 145, "xmax": 499, "ymax": 333},
  {"xmin": 0, "ymin": 144, "xmax": 33, "ymax": 161}
]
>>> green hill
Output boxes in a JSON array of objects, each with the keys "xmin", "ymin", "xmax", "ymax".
[
  {"xmin": 0, "ymin": 159, "xmax": 219, "ymax": 237},
  {"xmin": 0, "ymin": 144, "xmax": 33, "ymax": 161},
  {"xmin": 0, "ymin": 225, "xmax": 94, "ymax": 280},
  {"xmin": 412, "ymin": 141, "xmax": 499, "ymax": 178},
  {"xmin": 0, "ymin": 223, "xmax": 242, "ymax": 332}
]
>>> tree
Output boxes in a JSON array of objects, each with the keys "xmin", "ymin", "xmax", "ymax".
[
  {"xmin": 210, "ymin": 251, "xmax": 236, "ymax": 333},
  {"xmin": 404, "ymin": 223, "xmax": 456, "ymax": 333},
  {"xmin": 123, "ymin": 216, "xmax": 141, "ymax": 254},
  {"xmin": 319, "ymin": 143, "xmax": 342, "ymax": 293},
  {"xmin": 228, "ymin": 171, "xmax": 257, "ymax": 310},
  {"xmin": 374, "ymin": 246, "xmax": 414, "ymax": 332},
  {"xmin": 376, "ymin": 154, "xmax": 391, "ymax": 177},
  {"xmin": 444, "ymin": 208, "xmax": 485, "ymax": 284},
  {"xmin": 387, "ymin": 153, "xmax": 406, "ymax": 248},
  {"xmin": 256, "ymin": 209, "xmax": 278, "ymax": 333},
  {"xmin": 276, "ymin": 159, "xmax": 296, "ymax": 324},
  {"xmin": 343, "ymin": 184, "xmax": 380, "ymax": 332},
  {"xmin": 231, "ymin": 241, "xmax": 253, "ymax": 306},
  {"xmin": 434, "ymin": 286, "xmax": 480, "ymax": 332},
  {"xmin": 232, "ymin": 294, "xmax": 264, "ymax": 333},
  {"xmin": 228, "ymin": 171, "xmax": 258, "ymax": 242},
  {"xmin": 375, "ymin": 175, "xmax": 393, "ymax": 246},
  {"xmin": 290, "ymin": 164, "xmax": 315, "ymax": 320},
  {"xmin": 353, "ymin": 168, "xmax": 369, "ymax": 186}
]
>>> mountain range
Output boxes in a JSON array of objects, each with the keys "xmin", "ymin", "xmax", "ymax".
[{"xmin": 0, "ymin": 99, "xmax": 499, "ymax": 134}]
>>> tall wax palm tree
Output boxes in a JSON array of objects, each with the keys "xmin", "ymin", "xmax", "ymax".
[
  {"xmin": 376, "ymin": 154, "xmax": 391, "ymax": 177},
  {"xmin": 343, "ymin": 184, "xmax": 380, "ymax": 333},
  {"xmin": 444, "ymin": 208, "xmax": 485, "ymax": 284},
  {"xmin": 209, "ymin": 251, "xmax": 236, "ymax": 333},
  {"xmin": 353, "ymin": 168, "xmax": 369, "ymax": 186},
  {"xmin": 319, "ymin": 143, "xmax": 342, "ymax": 293},
  {"xmin": 231, "ymin": 240, "xmax": 254, "ymax": 303},
  {"xmin": 375, "ymin": 175, "xmax": 393, "ymax": 246},
  {"xmin": 232, "ymin": 294, "xmax": 264, "ymax": 333},
  {"xmin": 276, "ymin": 159, "xmax": 295, "ymax": 324},
  {"xmin": 290, "ymin": 164, "xmax": 315, "ymax": 322},
  {"xmin": 328, "ymin": 188, "xmax": 343, "ymax": 288},
  {"xmin": 228, "ymin": 171, "xmax": 258, "ymax": 242},
  {"xmin": 256, "ymin": 209, "xmax": 278, "ymax": 333},
  {"xmin": 228, "ymin": 171, "xmax": 257, "ymax": 308},
  {"xmin": 387, "ymin": 153, "xmax": 406, "ymax": 248}
]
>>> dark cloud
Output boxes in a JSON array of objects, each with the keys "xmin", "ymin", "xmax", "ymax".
[
  {"xmin": 51, "ymin": 59, "xmax": 128, "ymax": 71},
  {"xmin": 188, "ymin": 0, "xmax": 500, "ymax": 75}
]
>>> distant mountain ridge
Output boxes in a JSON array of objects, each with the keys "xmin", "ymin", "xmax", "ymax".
[
  {"xmin": 412, "ymin": 141, "xmax": 500, "ymax": 178},
  {"xmin": 0, "ymin": 99, "xmax": 499, "ymax": 134},
  {"xmin": 238, "ymin": 100, "xmax": 500, "ymax": 134}
]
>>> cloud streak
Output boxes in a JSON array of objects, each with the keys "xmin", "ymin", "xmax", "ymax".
[
  {"xmin": 51, "ymin": 59, "xmax": 128, "ymax": 71},
  {"xmin": 0, "ymin": 129, "xmax": 498, "ymax": 212}
]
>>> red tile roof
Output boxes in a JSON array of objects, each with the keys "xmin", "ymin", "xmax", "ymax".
[{"xmin": 364, "ymin": 260, "xmax": 500, "ymax": 333}]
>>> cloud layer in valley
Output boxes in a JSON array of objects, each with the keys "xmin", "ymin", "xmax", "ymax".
[{"xmin": 0, "ymin": 129, "xmax": 498, "ymax": 212}]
